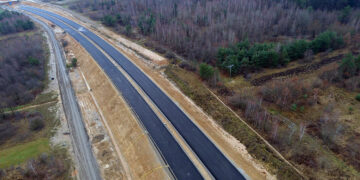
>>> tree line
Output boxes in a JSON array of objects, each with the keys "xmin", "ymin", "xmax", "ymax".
[
  {"xmin": 292, "ymin": 0, "xmax": 360, "ymax": 10},
  {"xmin": 69, "ymin": 0, "xmax": 360, "ymax": 64},
  {"xmin": 216, "ymin": 31, "xmax": 344, "ymax": 75},
  {"xmin": 0, "ymin": 10, "xmax": 34, "ymax": 35}
]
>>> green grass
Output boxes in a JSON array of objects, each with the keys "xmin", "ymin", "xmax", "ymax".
[
  {"xmin": 0, "ymin": 138, "xmax": 50, "ymax": 168},
  {"xmin": 1, "ymin": 91, "xmax": 58, "ymax": 113},
  {"xmin": 31, "ymin": 91, "xmax": 58, "ymax": 105}
]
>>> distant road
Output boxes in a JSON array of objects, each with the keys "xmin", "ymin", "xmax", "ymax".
[
  {"xmin": 21, "ymin": 5, "xmax": 247, "ymax": 179},
  {"xmin": 24, "ymin": 13, "xmax": 102, "ymax": 180}
]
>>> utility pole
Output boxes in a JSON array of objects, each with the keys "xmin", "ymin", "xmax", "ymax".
[{"xmin": 227, "ymin": 64, "xmax": 234, "ymax": 77}]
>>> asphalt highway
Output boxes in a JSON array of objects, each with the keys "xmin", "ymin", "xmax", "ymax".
[
  {"xmin": 21, "ymin": 6, "xmax": 203, "ymax": 180},
  {"xmin": 22, "ymin": 5, "xmax": 247, "ymax": 180}
]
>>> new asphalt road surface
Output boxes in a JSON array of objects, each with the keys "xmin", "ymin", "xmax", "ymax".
[
  {"xmin": 21, "ymin": 5, "xmax": 247, "ymax": 180},
  {"xmin": 21, "ymin": 6, "xmax": 203, "ymax": 180}
]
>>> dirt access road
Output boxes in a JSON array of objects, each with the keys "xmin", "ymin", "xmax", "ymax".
[{"xmin": 23, "ymin": 12, "xmax": 101, "ymax": 180}]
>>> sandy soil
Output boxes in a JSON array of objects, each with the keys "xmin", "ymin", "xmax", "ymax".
[
  {"xmin": 62, "ymin": 33, "xmax": 170, "ymax": 179},
  {"xmin": 69, "ymin": 69, "xmax": 124, "ymax": 180},
  {"xmin": 42, "ymin": 29, "xmax": 77, "ymax": 178},
  {"xmin": 23, "ymin": 2, "xmax": 274, "ymax": 179}
]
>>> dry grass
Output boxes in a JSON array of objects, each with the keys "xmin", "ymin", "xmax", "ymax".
[{"xmin": 165, "ymin": 65, "xmax": 301, "ymax": 179}]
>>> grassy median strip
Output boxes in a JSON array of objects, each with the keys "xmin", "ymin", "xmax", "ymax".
[
  {"xmin": 165, "ymin": 65, "xmax": 301, "ymax": 179},
  {"xmin": 0, "ymin": 138, "xmax": 50, "ymax": 169}
]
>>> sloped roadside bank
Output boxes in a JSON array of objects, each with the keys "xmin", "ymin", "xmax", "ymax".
[{"xmin": 24, "ymin": 12, "xmax": 101, "ymax": 180}]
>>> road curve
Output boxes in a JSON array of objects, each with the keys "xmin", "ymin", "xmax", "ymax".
[
  {"xmin": 20, "ymin": 6, "xmax": 203, "ymax": 180},
  {"xmin": 23, "ymin": 12, "xmax": 102, "ymax": 180},
  {"xmin": 22, "ymin": 5, "xmax": 248, "ymax": 179}
]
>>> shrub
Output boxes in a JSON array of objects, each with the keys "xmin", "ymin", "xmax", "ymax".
[
  {"xmin": 300, "ymin": 106, "xmax": 305, "ymax": 112},
  {"xmin": 124, "ymin": 25, "xmax": 132, "ymax": 35},
  {"xmin": 339, "ymin": 53, "xmax": 356, "ymax": 78},
  {"xmin": 28, "ymin": 57, "xmax": 40, "ymax": 66},
  {"xmin": 260, "ymin": 78, "xmax": 312, "ymax": 109},
  {"xmin": 310, "ymin": 31, "xmax": 344, "ymax": 53},
  {"xmin": 355, "ymin": 56, "xmax": 360, "ymax": 72},
  {"xmin": 116, "ymin": 14, "xmax": 131, "ymax": 26},
  {"xmin": 29, "ymin": 114, "xmax": 45, "ymax": 131},
  {"xmin": 338, "ymin": 6, "xmax": 352, "ymax": 24},
  {"xmin": 228, "ymin": 93, "xmax": 253, "ymax": 110},
  {"xmin": 165, "ymin": 51, "xmax": 176, "ymax": 59},
  {"xmin": 102, "ymin": 15, "xmax": 116, "ymax": 27},
  {"xmin": 71, "ymin": 58, "xmax": 77, "ymax": 67},
  {"xmin": 284, "ymin": 39, "xmax": 309, "ymax": 60},
  {"xmin": 253, "ymin": 50, "xmax": 280, "ymax": 68},
  {"xmin": 356, "ymin": 94, "xmax": 360, "ymax": 101},
  {"xmin": 179, "ymin": 61, "xmax": 196, "ymax": 72},
  {"xmin": 0, "ymin": 123, "xmax": 17, "ymax": 144},
  {"xmin": 349, "ymin": 107, "xmax": 354, "ymax": 114},
  {"xmin": 15, "ymin": 20, "xmax": 34, "ymax": 31},
  {"xmin": 61, "ymin": 39, "xmax": 68, "ymax": 47},
  {"xmin": 222, "ymin": 55, "xmax": 241, "ymax": 75},
  {"xmin": 199, "ymin": 63, "xmax": 214, "ymax": 80},
  {"xmin": 138, "ymin": 13, "xmax": 156, "ymax": 35},
  {"xmin": 217, "ymin": 41, "xmax": 287, "ymax": 73}
]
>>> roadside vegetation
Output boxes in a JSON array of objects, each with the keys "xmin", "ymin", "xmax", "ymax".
[
  {"xmin": 48, "ymin": 0, "xmax": 360, "ymax": 178},
  {"xmin": 69, "ymin": 0, "xmax": 360, "ymax": 63},
  {"xmin": 0, "ymin": 10, "xmax": 46, "ymax": 110},
  {"xmin": 0, "ymin": 9, "xmax": 71, "ymax": 179},
  {"xmin": 0, "ymin": 10, "xmax": 34, "ymax": 35},
  {"xmin": 66, "ymin": 58, "xmax": 77, "ymax": 68}
]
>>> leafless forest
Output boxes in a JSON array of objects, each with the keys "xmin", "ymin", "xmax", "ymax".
[
  {"xmin": 0, "ymin": 34, "xmax": 46, "ymax": 108},
  {"xmin": 0, "ymin": 10, "xmax": 45, "ymax": 109},
  {"xmin": 70, "ymin": 0, "xmax": 360, "ymax": 62}
]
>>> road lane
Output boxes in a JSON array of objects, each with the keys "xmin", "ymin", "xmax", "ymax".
[
  {"xmin": 21, "ymin": 7, "xmax": 203, "ymax": 180},
  {"xmin": 21, "ymin": 5, "xmax": 247, "ymax": 180}
]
